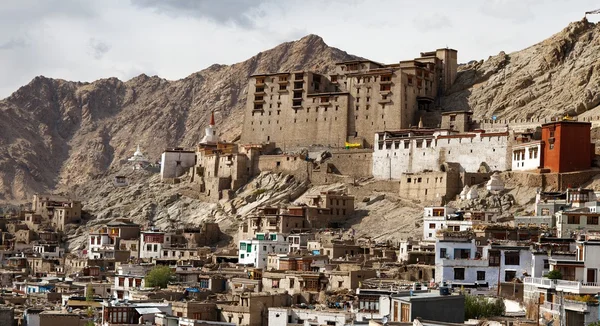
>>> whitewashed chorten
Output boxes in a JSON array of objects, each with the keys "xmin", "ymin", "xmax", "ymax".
[{"xmin": 200, "ymin": 111, "xmax": 220, "ymax": 145}]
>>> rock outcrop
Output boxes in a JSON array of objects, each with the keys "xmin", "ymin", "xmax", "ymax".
[{"xmin": 443, "ymin": 19, "xmax": 600, "ymax": 120}]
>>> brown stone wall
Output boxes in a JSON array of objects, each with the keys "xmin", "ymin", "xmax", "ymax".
[
  {"xmin": 241, "ymin": 73, "xmax": 349, "ymax": 148},
  {"xmin": 506, "ymin": 170, "xmax": 600, "ymax": 191},
  {"xmin": 325, "ymin": 149, "xmax": 373, "ymax": 177}
]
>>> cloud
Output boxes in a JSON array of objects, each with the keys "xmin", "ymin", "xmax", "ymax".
[
  {"xmin": 130, "ymin": 0, "xmax": 268, "ymax": 27},
  {"xmin": 413, "ymin": 13, "xmax": 452, "ymax": 32},
  {"xmin": 478, "ymin": 0, "xmax": 535, "ymax": 24},
  {"xmin": 0, "ymin": 38, "xmax": 27, "ymax": 50},
  {"xmin": 88, "ymin": 38, "xmax": 111, "ymax": 59}
]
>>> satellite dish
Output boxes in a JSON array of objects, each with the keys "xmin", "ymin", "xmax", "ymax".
[{"xmin": 382, "ymin": 315, "xmax": 389, "ymax": 325}]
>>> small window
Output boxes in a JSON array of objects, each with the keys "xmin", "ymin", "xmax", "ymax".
[
  {"xmin": 454, "ymin": 268, "xmax": 465, "ymax": 280},
  {"xmin": 477, "ymin": 271, "xmax": 486, "ymax": 281}
]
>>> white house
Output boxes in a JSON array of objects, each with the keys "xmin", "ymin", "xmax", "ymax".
[
  {"xmin": 33, "ymin": 244, "xmax": 62, "ymax": 259},
  {"xmin": 435, "ymin": 236, "xmax": 532, "ymax": 288},
  {"xmin": 139, "ymin": 230, "xmax": 171, "ymax": 260},
  {"xmin": 88, "ymin": 232, "xmax": 114, "ymax": 259},
  {"xmin": 511, "ymin": 141, "xmax": 542, "ymax": 171},
  {"xmin": 524, "ymin": 234, "xmax": 600, "ymax": 325},
  {"xmin": 423, "ymin": 206, "xmax": 478, "ymax": 241},
  {"xmin": 268, "ymin": 307, "xmax": 353, "ymax": 326},
  {"xmin": 112, "ymin": 264, "xmax": 152, "ymax": 300},
  {"xmin": 239, "ymin": 233, "xmax": 290, "ymax": 269}
]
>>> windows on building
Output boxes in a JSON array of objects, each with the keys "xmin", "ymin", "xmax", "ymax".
[
  {"xmin": 454, "ymin": 268, "xmax": 465, "ymax": 280},
  {"xmin": 477, "ymin": 271, "xmax": 486, "ymax": 281},
  {"xmin": 504, "ymin": 252, "xmax": 520, "ymax": 265},
  {"xmin": 489, "ymin": 251, "xmax": 500, "ymax": 266}
]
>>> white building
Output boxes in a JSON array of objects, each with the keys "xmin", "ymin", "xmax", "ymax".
[
  {"xmin": 524, "ymin": 234, "xmax": 600, "ymax": 325},
  {"xmin": 556, "ymin": 210, "xmax": 600, "ymax": 238},
  {"xmin": 88, "ymin": 232, "xmax": 114, "ymax": 259},
  {"xmin": 239, "ymin": 233, "xmax": 290, "ymax": 269},
  {"xmin": 423, "ymin": 206, "xmax": 477, "ymax": 241},
  {"xmin": 160, "ymin": 148, "xmax": 196, "ymax": 181},
  {"xmin": 32, "ymin": 244, "xmax": 62, "ymax": 259},
  {"xmin": 112, "ymin": 264, "xmax": 152, "ymax": 300},
  {"xmin": 139, "ymin": 230, "xmax": 171, "ymax": 260},
  {"xmin": 372, "ymin": 129, "xmax": 512, "ymax": 180},
  {"xmin": 268, "ymin": 307, "xmax": 353, "ymax": 326},
  {"xmin": 435, "ymin": 236, "xmax": 532, "ymax": 288},
  {"xmin": 511, "ymin": 141, "xmax": 541, "ymax": 171}
]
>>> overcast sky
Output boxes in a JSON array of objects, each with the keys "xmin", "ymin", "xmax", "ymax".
[{"xmin": 1, "ymin": 0, "xmax": 599, "ymax": 98}]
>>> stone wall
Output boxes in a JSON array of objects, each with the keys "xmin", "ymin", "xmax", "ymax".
[
  {"xmin": 326, "ymin": 149, "xmax": 373, "ymax": 177},
  {"xmin": 506, "ymin": 170, "xmax": 600, "ymax": 191},
  {"xmin": 373, "ymin": 132, "xmax": 511, "ymax": 179}
]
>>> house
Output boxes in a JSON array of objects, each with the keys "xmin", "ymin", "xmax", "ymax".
[
  {"xmin": 389, "ymin": 289, "xmax": 465, "ymax": 323},
  {"xmin": 217, "ymin": 292, "xmax": 290, "ymax": 326},
  {"xmin": 434, "ymin": 232, "xmax": 533, "ymax": 288},
  {"xmin": 139, "ymin": 229, "xmax": 170, "ymax": 260},
  {"xmin": 171, "ymin": 302, "xmax": 218, "ymax": 321},
  {"xmin": 112, "ymin": 264, "xmax": 152, "ymax": 300},
  {"xmin": 238, "ymin": 233, "xmax": 290, "ymax": 269},
  {"xmin": 524, "ymin": 233, "xmax": 600, "ymax": 326},
  {"xmin": 268, "ymin": 307, "xmax": 354, "ymax": 326},
  {"xmin": 101, "ymin": 301, "xmax": 172, "ymax": 326},
  {"xmin": 262, "ymin": 270, "xmax": 328, "ymax": 295},
  {"xmin": 325, "ymin": 264, "xmax": 377, "ymax": 291}
]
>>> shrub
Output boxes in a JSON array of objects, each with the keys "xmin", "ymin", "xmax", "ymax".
[
  {"xmin": 252, "ymin": 188, "xmax": 267, "ymax": 196},
  {"xmin": 546, "ymin": 269, "xmax": 562, "ymax": 280},
  {"xmin": 465, "ymin": 294, "xmax": 506, "ymax": 320},
  {"xmin": 145, "ymin": 265, "xmax": 174, "ymax": 288},
  {"xmin": 565, "ymin": 294, "xmax": 598, "ymax": 303}
]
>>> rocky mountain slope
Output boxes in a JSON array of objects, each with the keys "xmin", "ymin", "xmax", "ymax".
[
  {"xmin": 443, "ymin": 18, "xmax": 600, "ymax": 120},
  {"xmin": 3, "ymin": 19, "xmax": 600, "ymax": 202},
  {"xmin": 0, "ymin": 35, "xmax": 358, "ymax": 202}
]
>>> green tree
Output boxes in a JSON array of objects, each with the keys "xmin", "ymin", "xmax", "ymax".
[
  {"xmin": 546, "ymin": 269, "xmax": 562, "ymax": 280},
  {"xmin": 145, "ymin": 265, "xmax": 173, "ymax": 288},
  {"xmin": 464, "ymin": 294, "xmax": 506, "ymax": 320}
]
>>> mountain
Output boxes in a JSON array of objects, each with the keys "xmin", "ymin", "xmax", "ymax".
[
  {"xmin": 3, "ymin": 19, "xmax": 600, "ymax": 202},
  {"xmin": 443, "ymin": 18, "xmax": 600, "ymax": 119},
  {"xmin": 0, "ymin": 35, "xmax": 359, "ymax": 202}
]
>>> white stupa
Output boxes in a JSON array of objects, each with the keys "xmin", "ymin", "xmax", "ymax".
[
  {"xmin": 200, "ymin": 111, "xmax": 220, "ymax": 145},
  {"xmin": 128, "ymin": 145, "xmax": 149, "ymax": 170},
  {"xmin": 466, "ymin": 187, "xmax": 479, "ymax": 200},
  {"xmin": 459, "ymin": 186, "xmax": 469, "ymax": 200},
  {"xmin": 486, "ymin": 172, "xmax": 505, "ymax": 191}
]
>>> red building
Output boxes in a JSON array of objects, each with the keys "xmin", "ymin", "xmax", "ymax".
[{"xmin": 541, "ymin": 121, "xmax": 593, "ymax": 173}]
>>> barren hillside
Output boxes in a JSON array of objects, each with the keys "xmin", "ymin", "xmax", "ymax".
[
  {"xmin": 3, "ymin": 19, "xmax": 600, "ymax": 203},
  {"xmin": 443, "ymin": 18, "xmax": 600, "ymax": 120},
  {"xmin": 0, "ymin": 35, "xmax": 358, "ymax": 202}
]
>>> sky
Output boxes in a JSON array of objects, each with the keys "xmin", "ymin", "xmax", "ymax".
[{"xmin": 1, "ymin": 0, "xmax": 599, "ymax": 98}]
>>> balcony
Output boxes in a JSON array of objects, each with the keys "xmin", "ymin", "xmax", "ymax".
[
  {"xmin": 556, "ymin": 280, "xmax": 600, "ymax": 294},
  {"xmin": 523, "ymin": 277, "xmax": 556, "ymax": 289},
  {"xmin": 540, "ymin": 301, "xmax": 561, "ymax": 313}
]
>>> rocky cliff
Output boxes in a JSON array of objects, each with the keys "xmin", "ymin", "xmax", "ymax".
[
  {"xmin": 443, "ymin": 18, "xmax": 600, "ymax": 119},
  {"xmin": 0, "ymin": 35, "xmax": 358, "ymax": 202}
]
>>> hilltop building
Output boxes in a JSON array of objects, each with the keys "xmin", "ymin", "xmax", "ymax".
[
  {"xmin": 241, "ymin": 48, "xmax": 458, "ymax": 148},
  {"xmin": 511, "ymin": 120, "xmax": 593, "ymax": 173}
]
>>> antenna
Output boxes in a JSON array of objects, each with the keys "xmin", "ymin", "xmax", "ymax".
[{"xmin": 585, "ymin": 8, "xmax": 600, "ymax": 17}]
